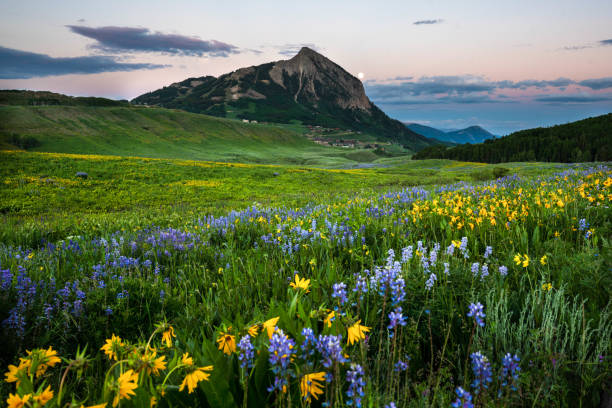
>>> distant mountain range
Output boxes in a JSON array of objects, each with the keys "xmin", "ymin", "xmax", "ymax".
[
  {"xmin": 406, "ymin": 123, "xmax": 497, "ymax": 144},
  {"xmin": 412, "ymin": 113, "xmax": 612, "ymax": 163},
  {"xmin": 132, "ymin": 47, "xmax": 435, "ymax": 151}
]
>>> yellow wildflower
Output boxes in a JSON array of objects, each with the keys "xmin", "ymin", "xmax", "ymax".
[
  {"xmin": 263, "ymin": 317, "xmax": 280, "ymax": 339},
  {"xmin": 6, "ymin": 393, "xmax": 30, "ymax": 408},
  {"xmin": 540, "ymin": 255, "xmax": 547, "ymax": 265},
  {"xmin": 140, "ymin": 351, "xmax": 167, "ymax": 376},
  {"xmin": 112, "ymin": 369, "xmax": 139, "ymax": 407},
  {"xmin": 522, "ymin": 255, "xmax": 530, "ymax": 268},
  {"xmin": 80, "ymin": 404, "xmax": 107, "ymax": 408},
  {"xmin": 33, "ymin": 385, "xmax": 54, "ymax": 406},
  {"xmin": 181, "ymin": 353, "xmax": 193, "ymax": 366},
  {"xmin": 179, "ymin": 365, "xmax": 213, "ymax": 394},
  {"xmin": 4, "ymin": 359, "xmax": 29, "ymax": 386},
  {"xmin": 216, "ymin": 331, "xmax": 236, "ymax": 355},
  {"xmin": 324, "ymin": 311, "xmax": 335, "ymax": 328},
  {"xmin": 248, "ymin": 325, "xmax": 259, "ymax": 337},
  {"xmin": 289, "ymin": 274, "xmax": 311, "ymax": 292},
  {"xmin": 542, "ymin": 283, "xmax": 552, "ymax": 291},
  {"xmin": 101, "ymin": 334, "xmax": 124, "ymax": 361},
  {"xmin": 161, "ymin": 326, "xmax": 176, "ymax": 348},
  {"xmin": 300, "ymin": 372, "xmax": 326, "ymax": 403},
  {"xmin": 347, "ymin": 320, "xmax": 370, "ymax": 346}
]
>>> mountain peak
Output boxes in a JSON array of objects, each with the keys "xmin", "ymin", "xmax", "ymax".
[
  {"xmin": 132, "ymin": 48, "xmax": 433, "ymax": 150},
  {"xmin": 296, "ymin": 46, "xmax": 319, "ymax": 56}
]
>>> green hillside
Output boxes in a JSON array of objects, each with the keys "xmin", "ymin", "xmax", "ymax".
[
  {"xmin": 0, "ymin": 104, "xmax": 403, "ymax": 166},
  {"xmin": 413, "ymin": 113, "xmax": 612, "ymax": 162}
]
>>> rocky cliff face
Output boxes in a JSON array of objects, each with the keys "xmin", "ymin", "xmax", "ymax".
[
  {"xmin": 268, "ymin": 47, "xmax": 372, "ymax": 111},
  {"xmin": 133, "ymin": 47, "xmax": 434, "ymax": 149}
]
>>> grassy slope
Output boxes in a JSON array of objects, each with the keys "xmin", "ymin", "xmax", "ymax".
[{"xmin": 0, "ymin": 105, "xmax": 392, "ymax": 167}]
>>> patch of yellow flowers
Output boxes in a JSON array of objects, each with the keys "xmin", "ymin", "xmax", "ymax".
[{"xmin": 4, "ymin": 322, "xmax": 214, "ymax": 407}]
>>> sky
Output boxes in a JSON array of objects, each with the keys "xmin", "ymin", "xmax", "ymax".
[{"xmin": 1, "ymin": 0, "xmax": 611, "ymax": 134}]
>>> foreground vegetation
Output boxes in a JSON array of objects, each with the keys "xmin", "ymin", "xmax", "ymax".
[{"xmin": 1, "ymin": 152, "xmax": 611, "ymax": 406}]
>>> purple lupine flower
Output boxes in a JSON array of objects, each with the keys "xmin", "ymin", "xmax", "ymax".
[
  {"xmin": 1, "ymin": 269, "xmax": 12, "ymax": 290},
  {"xmin": 388, "ymin": 307, "xmax": 407, "ymax": 331},
  {"xmin": 499, "ymin": 265, "xmax": 508, "ymax": 276},
  {"xmin": 444, "ymin": 262, "xmax": 450, "ymax": 275},
  {"xmin": 389, "ymin": 276, "xmax": 405, "ymax": 306},
  {"xmin": 238, "ymin": 335, "xmax": 255, "ymax": 370},
  {"xmin": 346, "ymin": 363, "xmax": 365, "ymax": 407},
  {"xmin": 332, "ymin": 282, "xmax": 348, "ymax": 306},
  {"xmin": 446, "ymin": 243, "xmax": 455, "ymax": 256},
  {"xmin": 500, "ymin": 353, "xmax": 520, "ymax": 392},
  {"xmin": 460, "ymin": 237, "xmax": 469, "ymax": 258},
  {"xmin": 300, "ymin": 327, "xmax": 317, "ymax": 359},
  {"xmin": 471, "ymin": 262, "xmax": 480, "ymax": 277},
  {"xmin": 484, "ymin": 246, "xmax": 493, "ymax": 259},
  {"xmin": 425, "ymin": 272, "xmax": 437, "ymax": 290},
  {"xmin": 394, "ymin": 357, "xmax": 409, "ymax": 372},
  {"xmin": 402, "ymin": 246, "xmax": 413, "ymax": 262},
  {"xmin": 471, "ymin": 351, "xmax": 492, "ymax": 393},
  {"xmin": 317, "ymin": 334, "xmax": 348, "ymax": 377},
  {"xmin": 267, "ymin": 329, "xmax": 295, "ymax": 392},
  {"xmin": 384, "ymin": 403, "xmax": 397, "ymax": 408},
  {"xmin": 467, "ymin": 302, "xmax": 486, "ymax": 327},
  {"xmin": 480, "ymin": 264, "xmax": 489, "ymax": 279},
  {"xmin": 451, "ymin": 387, "xmax": 474, "ymax": 408},
  {"xmin": 353, "ymin": 274, "xmax": 368, "ymax": 298}
]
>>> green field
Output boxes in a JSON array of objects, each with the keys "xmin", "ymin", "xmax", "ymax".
[{"xmin": 0, "ymin": 105, "xmax": 413, "ymax": 167}]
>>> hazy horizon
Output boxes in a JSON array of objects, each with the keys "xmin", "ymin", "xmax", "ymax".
[{"xmin": 1, "ymin": 0, "xmax": 611, "ymax": 134}]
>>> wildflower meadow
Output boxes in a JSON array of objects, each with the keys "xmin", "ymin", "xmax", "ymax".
[{"xmin": 1, "ymin": 157, "xmax": 610, "ymax": 407}]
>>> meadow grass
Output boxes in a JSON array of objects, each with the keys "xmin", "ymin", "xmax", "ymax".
[{"xmin": 1, "ymin": 152, "xmax": 610, "ymax": 407}]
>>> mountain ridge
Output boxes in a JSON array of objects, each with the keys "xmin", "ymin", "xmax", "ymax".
[
  {"xmin": 133, "ymin": 47, "xmax": 435, "ymax": 150},
  {"xmin": 406, "ymin": 123, "xmax": 497, "ymax": 144}
]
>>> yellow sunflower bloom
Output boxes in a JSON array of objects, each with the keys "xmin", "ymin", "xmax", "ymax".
[
  {"xmin": 6, "ymin": 393, "xmax": 31, "ymax": 408},
  {"xmin": 248, "ymin": 324, "xmax": 259, "ymax": 337},
  {"xmin": 140, "ymin": 351, "xmax": 167, "ymax": 376},
  {"xmin": 79, "ymin": 404, "xmax": 107, "ymax": 408},
  {"xmin": 540, "ymin": 255, "xmax": 547, "ymax": 265},
  {"xmin": 290, "ymin": 274, "xmax": 310, "ymax": 292},
  {"xmin": 101, "ymin": 335, "xmax": 124, "ymax": 361},
  {"xmin": 179, "ymin": 365, "xmax": 213, "ymax": 394},
  {"xmin": 347, "ymin": 320, "xmax": 370, "ymax": 346},
  {"xmin": 216, "ymin": 331, "xmax": 236, "ymax": 355},
  {"xmin": 112, "ymin": 369, "xmax": 139, "ymax": 407},
  {"xmin": 161, "ymin": 326, "xmax": 176, "ymax": 348},
  {"xmin": 300, "ymin": 372, "xmax": 326, "ymax": 403},
  {"xmin": 324, "ymin": 311, "xmax": 335, "ymax": 328},
  {"xmin": 263, "ymin": 317, "xmax": 280, "ymax": 339},
  {"xmin": 181, "ymin": 353, "xmax": 193, "ymax": 366},
  {"xmin": 33, "ymin": 385, "xmax": 54, "ymax": 406}
]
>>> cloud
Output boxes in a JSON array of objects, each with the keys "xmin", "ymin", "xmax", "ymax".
[
  {"xmin": 562, "ymin": 38, "xmax": 612, "ymax": 51},
  {"xmin": 0, "ymin": 45, "xmax": 167, "ymax": 79},
  {"xmin": 67, "ymin": 25, "xmax": 239, "ymax": 57},
  {"xmin": 365, "ymin": 75, "xmax": 612, "ymax": 106},
  {"xmin": 534, "ymin": 93, "xmax": 612, "ymax": 103},
  {"xmin": 562, "ymin": 45, "xmax": 593, "ymax": 51},
  {"xmin": 413, "ymin": 19, "xmax": 444, "ymax": 25},
  {"xmin": 498, "ymin": 78, "xmax": 575, "ymax": 89},
  {"xmin": 276, "ymin": 43, "xmax": 320, "ymax": 56},
  {"xmin": 578, "ymin": 77, "xmax": 612, "ymax": 90}
]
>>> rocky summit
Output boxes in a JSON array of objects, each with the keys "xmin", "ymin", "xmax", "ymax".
[{"xmin": 132, "ymin": 47, "xmax": 433, "ymax": 149}]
